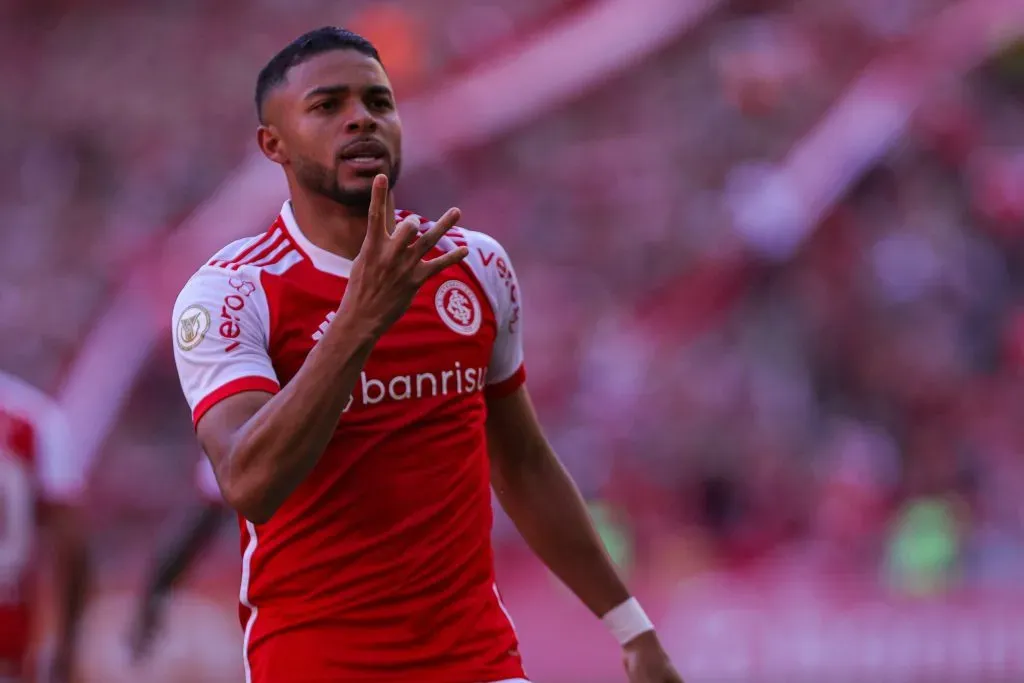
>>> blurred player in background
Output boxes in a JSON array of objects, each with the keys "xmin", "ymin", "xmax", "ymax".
[
  {"xmin": 0, "ymin": 372, "xmax": 90, "ymax": 683},
  {"xmin": 127, "ymin": 458, "xmax": 229, "ymax": 662},
  {"xmin": 172, "ymin": 27, "xmax": 683, "ymax": 683}
]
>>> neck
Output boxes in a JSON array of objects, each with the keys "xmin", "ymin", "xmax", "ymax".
[{"xmin": 287, "ymin": 185, "xmax": 370, "ymax": 261}]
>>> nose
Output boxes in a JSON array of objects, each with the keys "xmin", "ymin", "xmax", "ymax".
[{"xmin": 344, "ymin": 101, "xmax": 377, "ymax": 134}]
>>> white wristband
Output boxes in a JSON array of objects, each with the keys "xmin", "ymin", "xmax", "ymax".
[{"xmin": 602, "ymin": 597, "xmax": 654, "ymax": 645}]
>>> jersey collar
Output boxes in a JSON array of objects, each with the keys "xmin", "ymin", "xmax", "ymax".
[{"xmin": 279, "ymin": 201, "xmax": 354, "ymax": 278}]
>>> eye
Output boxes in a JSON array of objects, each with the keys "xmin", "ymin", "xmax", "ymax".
[
  {"xmin": 370, "ymin": 98, "xmax": 393, "ymax": 111},
  {"xmin": 312, "ymin": 99, "xmax": 338, "ymax": 114}
]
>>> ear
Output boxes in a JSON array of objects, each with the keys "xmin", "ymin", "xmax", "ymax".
[{"xmin": 257, "ymin": 124, "xmax": 287, "ymax": 165}]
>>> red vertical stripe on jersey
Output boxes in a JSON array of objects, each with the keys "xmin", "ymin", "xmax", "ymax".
[
  {"xmin": 253, "ymin": 246, "xmax": 295, "ymax": 269},
  {"xmin": 231, "ymin": 231, "xmax": 288, "ymax": 270},
  {"xmin": 212, "ymin": 222, "xmax": 282, "ymax": 268}
]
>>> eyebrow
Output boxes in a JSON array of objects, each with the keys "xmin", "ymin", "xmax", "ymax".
[{"xmin": 303, "ymin": 84, "xmax": 394, "ymax": 100}]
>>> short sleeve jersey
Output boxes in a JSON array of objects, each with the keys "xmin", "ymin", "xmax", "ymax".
[
  {"xmin": 0, "ymin": 372, "xmax": 83, "ymax": 670},
  {"xmin": 172, "ymin": 202, "xmax": 526, "ymax": 683}
]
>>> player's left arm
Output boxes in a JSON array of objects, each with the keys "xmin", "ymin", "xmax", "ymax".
[
  {"xmin": 478, "ymin": 236, "xmax": 682, "ymax": 683},
  {"xmin": 35, "ymin": 406, "xmax": 91, "ymax": 683},
  {"xmin": 488, "ymin": 389, "xmax": 680, "ymax": 682}
]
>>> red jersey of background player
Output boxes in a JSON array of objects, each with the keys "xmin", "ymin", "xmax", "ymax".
[
  {"xmin": 172, "ymin": 201, "xmax": 527, "ymax": 682},
  {"xmin": 0, "ymin": 372, "xmax": 83, "ymax": 679}
]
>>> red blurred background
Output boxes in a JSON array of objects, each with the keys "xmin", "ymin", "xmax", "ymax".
[{"xmin": 3, "ymin": 0, "xmax": 1024, "ymax": 680}]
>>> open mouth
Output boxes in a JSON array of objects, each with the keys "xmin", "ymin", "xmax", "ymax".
[{"xmin": 338, "ymin": 140, "xmax": 388, "ymax": 169}]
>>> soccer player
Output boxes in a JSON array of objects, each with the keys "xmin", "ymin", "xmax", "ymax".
[
  {"xmin": 127, "ymin": 458, "xmax": 230, "ymax": 662},
  {"xmin": 0, "ymin": 372, "xmax": 90, "ymax": 683},
  {"xmin": 171, "ymin": 26, "xmax": 684, "ymax": 683}
]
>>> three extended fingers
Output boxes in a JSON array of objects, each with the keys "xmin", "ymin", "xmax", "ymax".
[{"xmin": 366, "ymin": 174, "xmax": 468, "ymax": 280}]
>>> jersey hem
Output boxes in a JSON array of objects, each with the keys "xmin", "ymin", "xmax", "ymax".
[{"xmin": 192, "ymin": 376, "xmax": 280, "ymax": 428}]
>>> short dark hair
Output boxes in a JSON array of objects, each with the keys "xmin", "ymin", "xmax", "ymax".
[{"xmin": 255, "ymin": 26, "xmax": 382, "ymax": 122}]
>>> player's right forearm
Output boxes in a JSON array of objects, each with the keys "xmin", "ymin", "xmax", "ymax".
[{"xmin": 222, "ymin": 310, "xmax": 378, "ymax": 523}]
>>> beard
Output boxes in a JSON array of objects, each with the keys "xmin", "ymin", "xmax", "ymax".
[{"xmin": 293, "ymin": 154, "xmax": 402, "ymax": 210}]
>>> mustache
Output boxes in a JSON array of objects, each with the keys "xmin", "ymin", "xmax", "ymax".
[{"xmin": 336, "ymin": 137, "xmax": 389, "ymax": 161}]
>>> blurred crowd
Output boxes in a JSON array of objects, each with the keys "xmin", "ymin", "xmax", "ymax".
[
  {"xmin": 0, "ymin": 0, "xmax": 577, "ymax": 388},
  {"xmin": 468, "ymin": 0, "xmax": 1024, "ymax": 600},
  {"xmin": 2, "ymin": 0, "xmax": 1023, "ymax": 603}
]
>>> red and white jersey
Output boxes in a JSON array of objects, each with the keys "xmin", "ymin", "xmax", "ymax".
[
  {"xmin": 0, "ymin": 372, "xmax": 83, "ymax": 674},
  {"xmin": 172, "ymin": 202, "xmax": 527, "ymax": 683}
]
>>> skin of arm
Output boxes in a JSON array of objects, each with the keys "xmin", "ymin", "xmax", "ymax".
[
  {"xmin": 196, "ymin": 308, "xmax": 378, "ymax": 524},
  {"xmin": 486, "ymin": 385, "xmax": 631, "ymax": 618},
  {"xmin": 487, "ymin": 386, "xmax": 685, "ymax": 683}
]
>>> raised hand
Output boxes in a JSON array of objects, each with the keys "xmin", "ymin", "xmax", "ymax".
[
  {"xmin": 623, "ymin": 632, "xmax": 686, "ymax": 683},
  {"xmin": 339, "ymin": 174, "xmax": 468, "ymax": 336}
]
